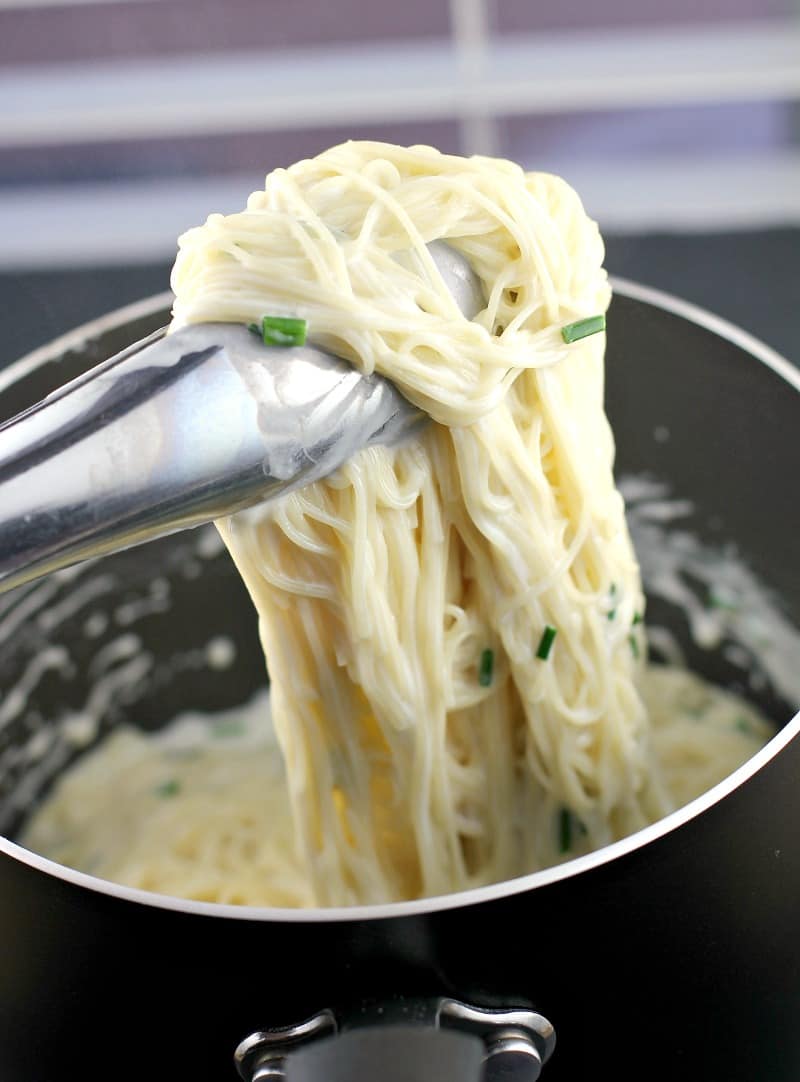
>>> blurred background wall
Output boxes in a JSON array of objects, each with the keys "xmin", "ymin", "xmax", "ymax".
[{"xmin": 0, "ymin": 0, "xmax": 798, "ymax": 363}]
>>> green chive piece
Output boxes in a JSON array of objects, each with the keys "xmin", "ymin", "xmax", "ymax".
[
  {"xmin": 478, "ymin": 648, "xmax": 494, "ymax": 687},
  {"xmin": 536, "ymin": 625, "xmax": 557, "ymax": 660},
  {"xmin": 561, "ymin": 314, "xmax": 606, "ymax": 344},
  {"xmin": 735, "ymin": 716, "xmax": 752, "ymax": 735},
  {"xmin": 247, "ymin": 322, "xmax": 262, "ymax": 337},
  {"xmin": 708, "ymin": 589, "xmax": 738, "ymax": 612},
  {"xmin": 154, "ymin": 779, "xmax": 180, "ymax": 798},
  {"xmin": 259, "ymin": 315, "xmax": 308, "ymax": 347},
  {"xmin": 559, "ymin": 807, "xmax": 573, "ymax": 853},
  {"xmin": 629, "ymin": 633, "xmax": 640, "ymax": 660},
  {"xmin": 211, "ymin": 718, "xmax": 247, "ymax": 739},
  {"xmin": 633, "ymin": 612, "xmax": 643, "ymax": 625}
]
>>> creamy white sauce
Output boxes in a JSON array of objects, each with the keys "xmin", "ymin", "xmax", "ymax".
[
  {"xmin": 22, "ymin": 692, "xmax": 312, "ymax": 907},
  {"xmin": 623, "ymin": 476, "xmax": 800, "ymax": 705},
  {"xmin": 3, "ymin": 476, "xmax": 794, "ymax": 905},
  {"xmin": 19, "ymin": 664, "xmax": 773, "ymax": 906}
]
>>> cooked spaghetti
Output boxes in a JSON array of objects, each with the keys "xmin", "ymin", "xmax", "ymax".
[{"xmin": 21, "ymin": 142, "xmax": 775, "ymax": 906}]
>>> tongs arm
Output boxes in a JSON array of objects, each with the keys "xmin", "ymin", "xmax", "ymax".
[{"xmin": 0, "ymin": 323, "xmax": 422, "ymax": 596}]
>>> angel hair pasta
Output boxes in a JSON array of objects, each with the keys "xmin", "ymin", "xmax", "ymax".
[
  {"xmin": 24, "ymin": 142, "xmax": 774, "ymax": 907},
  {"xmin": 170, "ymin": 140, "xmax": 668, "ymax": 905}
]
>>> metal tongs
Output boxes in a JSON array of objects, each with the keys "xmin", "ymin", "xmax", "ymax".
[{"xmin": 0, "ymin": 243, "xmax": 483, "ymax": 595}]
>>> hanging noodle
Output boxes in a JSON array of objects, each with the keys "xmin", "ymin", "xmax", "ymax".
[
  {"xmin": 22, "ymin": 142, "xmax": 775, "ymax": 907},
  {"xmin": 170, "ymin": 141, "xmax": 665, "ymax": 905}
]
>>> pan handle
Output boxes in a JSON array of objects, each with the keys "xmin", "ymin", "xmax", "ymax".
[{"xmin": 235, "ymin": 998, "xmax": 555, "ymax": 1082}]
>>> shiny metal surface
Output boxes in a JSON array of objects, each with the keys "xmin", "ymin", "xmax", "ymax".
[
  {"xmin": 484, "ymin": 1034, "xmax": 543, "ymax": 1082},
  {"xmin": 0, "ymin": 241, "xmax": 483, "ymax": 596},
  {"xmin": 438, "ymin": 998, "xmax": 556, "ymax": 1079},
  {"xmin": 234, "ymin": 998, "xmax": 555, "ymax": 1082},
  {"xmin": 235, "ymin": 1009, "xmax": 337, "ymax": 1082}
]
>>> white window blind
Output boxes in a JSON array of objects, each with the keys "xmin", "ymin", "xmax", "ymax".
[{"xmin": 0, "ymin": 0, "xmax": 798, "ymax": 265}]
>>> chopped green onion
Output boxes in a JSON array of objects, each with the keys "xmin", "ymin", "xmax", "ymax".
[
  {"xmin": 249, "ymin": 315, "xmax": 308, "ymax": 347},
  {"xmin": 211, "ymin": 718, "xmax": 247, "ymax": 739},
  {"xmin": 707, "ymin": 589, "xmax": 738, "ymax": 612},
  {"xmin": 628, "ymin": 633, "xmax": 640, "ymax": 660},
  {"xmin": 536, "ymin": 625, "xmax": 557, "ymax": 660},
  {"xmin": 478, "ymin": 648, "xmax": 494, "ymax": 687},
  {"xmin": 607, "ymin": 583, "xmax": 618, "ymax": 620},
  {"xmin": 561, "ymin": 314, "xmax": 606, "ymax": 344},
  {"xmin": 558, "ymin": 809, "xmax": 580, "ymax": 856},
  {"xmin": 633, "ymin": 612, "xmax": 643, "ymax": 626},
  {"xmin": 558, "ymin": 807, "xmax": 588, "ymax": 853},
  {"xmin": 559, "ymin": 807, "xmax": 572, "ymax": 852},
  {"xmin": 735, "ymin": 716, "xmax": 752, "ymax": 735},
  {"xmin": 154, "ymin": 778, "xmax": 180, "ymax": 798}
]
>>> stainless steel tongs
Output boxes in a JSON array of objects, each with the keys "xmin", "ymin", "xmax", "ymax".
[{"xmin": 0, "ymin": 243, "xmax": 483, "ymax": 596}]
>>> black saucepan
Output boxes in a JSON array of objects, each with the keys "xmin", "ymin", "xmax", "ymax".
[{"xmin": 0, "ymin": 281, "xmax": 798, "ymax": 1082}]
